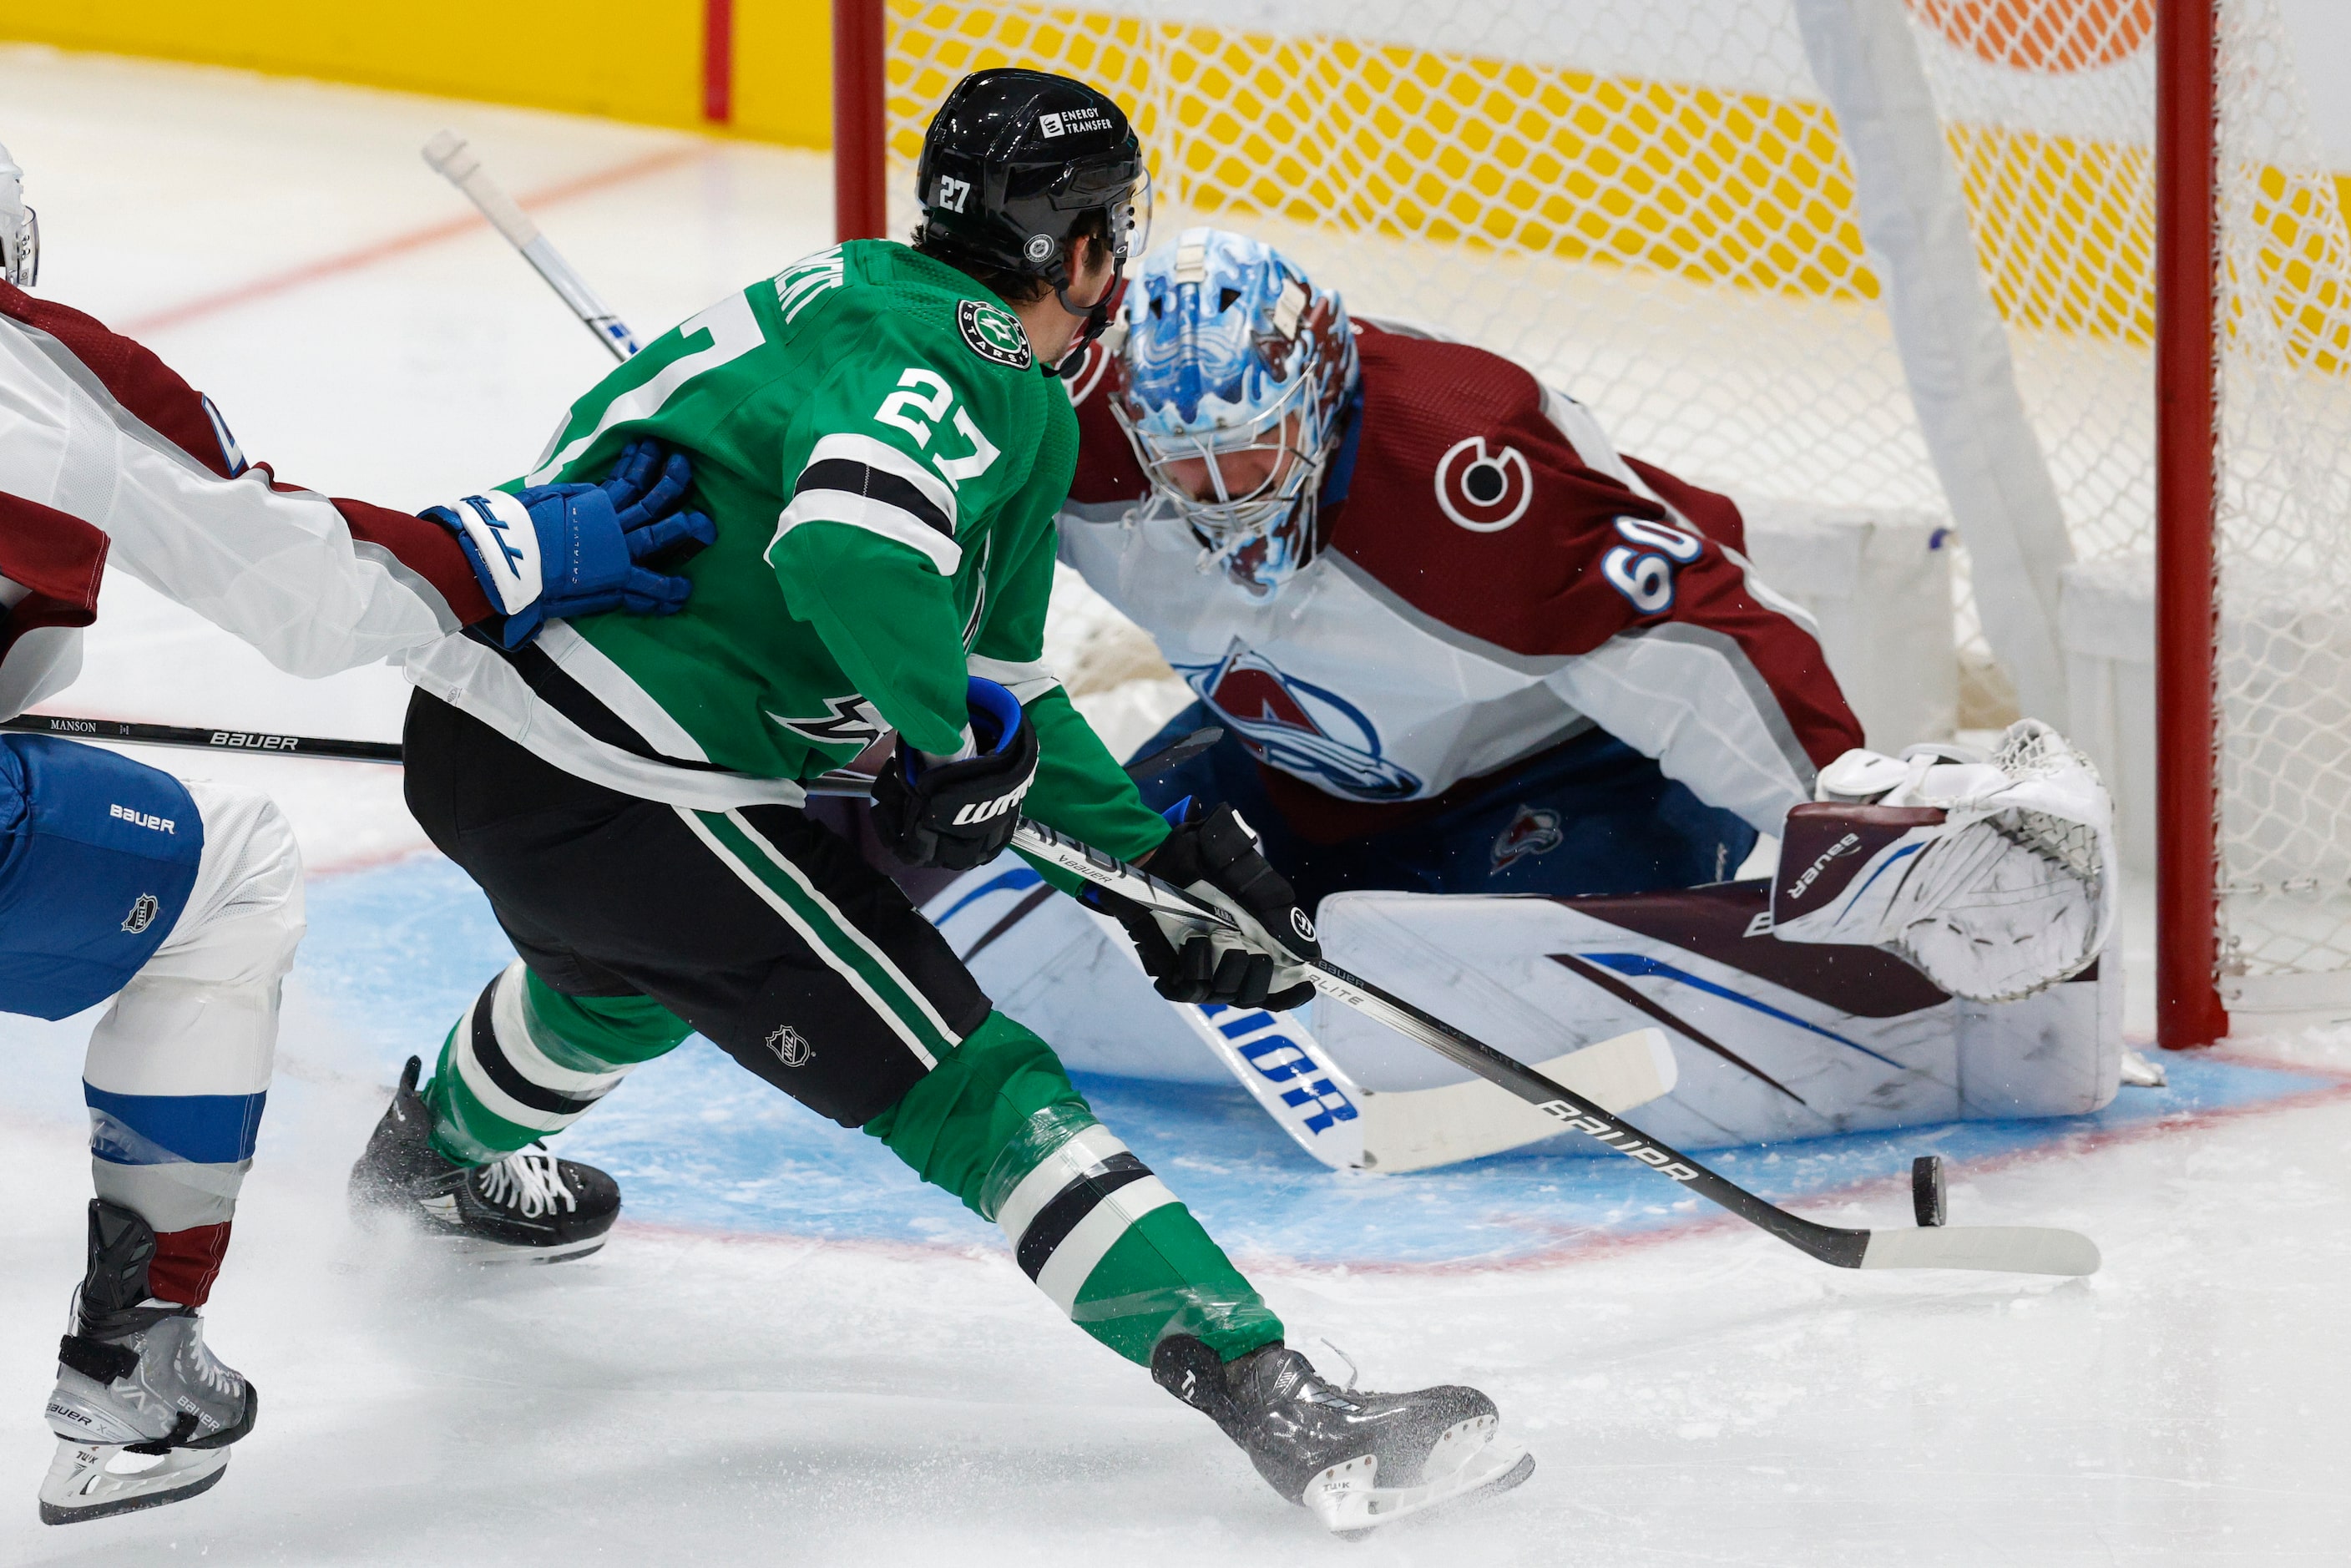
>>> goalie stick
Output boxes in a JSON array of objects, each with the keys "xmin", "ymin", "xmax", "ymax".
[{"xmin": 799, "ymin": 773, "xmax": 2101, "ymax": 1277}]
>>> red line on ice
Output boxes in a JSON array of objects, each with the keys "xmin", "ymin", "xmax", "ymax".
[
  {"xmin": 608, "ymin": 1049, "xmax": 2351, "ymax": 1280},
  {"xmin": 119, "ymin": 143, "xmax": 707, "ymax": 336}
]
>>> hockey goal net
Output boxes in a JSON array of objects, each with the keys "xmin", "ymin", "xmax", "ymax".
[{"xmin": 836, "ymin": 0, "xmax": 2351, "ymax": 1042}]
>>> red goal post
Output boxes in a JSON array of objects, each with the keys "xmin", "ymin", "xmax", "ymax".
[
  {"xmin": 2154, "ymin": 0, "xmax": 2226, "ymax": 1050},
  {"xmin": 835, "ymin": 0, "xmax": 2351, "ymax": 1050}
]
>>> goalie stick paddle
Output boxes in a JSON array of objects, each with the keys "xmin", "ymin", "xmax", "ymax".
[{"xmin": 797, "ymin": 775, "xmax": 2102, "ymax": 1277}]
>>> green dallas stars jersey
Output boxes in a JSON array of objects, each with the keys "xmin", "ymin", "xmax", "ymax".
[{"xmin": 401, "ymin": 239, "xmax": 1169, "ymax": 870}]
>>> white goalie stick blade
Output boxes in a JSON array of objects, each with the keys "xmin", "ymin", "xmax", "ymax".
[
  {"xmin": 1181, "ymin": 1003, "xmax": 1368, "ymax": 1168},
  {"xmin": 1181, "ymin": 1005, "xmax": 1675, "ymax": 1173},
  {"xmin": 1858, "ymin": 1225, "xmax": 2101, "ymax": 1276},
  {"xmin": 1301, "ymin": 1415, "xmax": 1534, "ymax": 1535},
  {"xmin": 38, "ymin": 1438, "xmax": 230, "ymax": 1525},
  {"xmin": 1356, "ymin": 1026, "xmax": 1676, "ymax": 1173}
]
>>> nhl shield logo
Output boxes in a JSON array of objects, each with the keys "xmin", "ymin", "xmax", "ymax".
[
  {"xmin": 958, "ymin": 298, "xmax": 1033, "ymax": 370},
  {"xmin": 766, "ymin": 1024, "xmax": 814, "ymax": 1068},
  {"xmin": 1491, "ymin": 805, "xmax": 1564, "ymax": 872},
  {"xmin": 120, "ymin": 893, "xmax": 160, "ymax": 935}
]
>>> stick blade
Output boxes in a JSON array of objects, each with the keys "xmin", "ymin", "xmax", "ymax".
[{"xmin": 1858, "ymin": 1224, "xmax": 2101, "ymax": 1276}]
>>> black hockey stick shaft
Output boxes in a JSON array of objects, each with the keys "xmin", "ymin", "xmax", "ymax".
[
  {"xmin": 0, "ymin": 717, "xmax": 1221, "ymax": 782},
  {"xmin": 791, "ymin": 773, "xmax": 1882, "ymax": 1267},
  {"xmin": 1000, "ymin": 815, "xmax": 1881, "ymax": 1268},
  {"xmin": 2, "ymin": 712, "xmax": 403, "ymax": 763}
]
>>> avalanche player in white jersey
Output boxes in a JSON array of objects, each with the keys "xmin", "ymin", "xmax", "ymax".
[
  {"xmin": 0, "ymin": 143, "xmax": 706, "ymax": 1524},
  {"xmin": 918, "ymin": 226, "xmax": 2119, "ymax": 1162},
  {"xmin": 1062, "ymin": 227, "xmax": 1863, "ymax": 908}
]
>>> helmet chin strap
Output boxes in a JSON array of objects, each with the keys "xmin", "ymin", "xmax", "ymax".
[{"xmin": 1050, "ymin": 272, "xmax": 1127, "ymax": 377}]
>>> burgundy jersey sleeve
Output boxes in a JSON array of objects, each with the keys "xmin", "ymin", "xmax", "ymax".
[
  {"xmin": 0, "ymin": 281, "xmax": 493, "ymax": 627},
  {"xmin": 0, "ymin": 490, "xmax": 107, "ymax": 657},
  {"xmin": 1620, "ymin": 455, "xmax": 1861, "ymax": 769},
  {"xmin": 1332, "ymin": 326, "xmax": 1861, "ymax": 776}
]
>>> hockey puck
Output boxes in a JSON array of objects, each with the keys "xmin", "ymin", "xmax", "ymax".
[{"xmin": 1911, "ymin": 1154, "xmax": 1947, "ymax": 1228}]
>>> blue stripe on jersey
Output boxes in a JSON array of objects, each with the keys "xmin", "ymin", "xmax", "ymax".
[{"xmin": 83, "ymin": 1084, "xmax": 268, "ymax": 1166}]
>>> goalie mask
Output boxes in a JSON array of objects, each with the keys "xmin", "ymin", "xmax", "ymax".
[
  {"xmin": 1114, "ymin": 228, "xmax": 1359, "ymax": 597},
  {"xmin": 0, "ymin": 140, "xmax": 38, "ymax": 289}
]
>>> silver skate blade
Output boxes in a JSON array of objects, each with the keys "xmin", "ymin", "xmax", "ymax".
[
  {"xmin": 1302, "ymin": 1414, "xmax": 1534, "ymax": 1535},
  {"xmin": 39, "ymin": 1439, "xmax": 230, "ymax": 1525},
  {"xmin": 423, "ymin": 1232, "xmax": 609, "ymax": 1266}
]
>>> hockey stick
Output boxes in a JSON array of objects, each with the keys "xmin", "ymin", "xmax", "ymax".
[
  {"xmin": 0, "ymin": 716, "xmax": 1219, "ymax": 781},
  {"xmin": 422, "ymin": 131, "xmax": 640, "ymax": 362},
  {"xmin": 1, "ymin": 711, "xmax": 402, "ymax": 763},
  {"xmin": 801, "ymin": 776, "xmax": 2100, "ymax": 1276}
]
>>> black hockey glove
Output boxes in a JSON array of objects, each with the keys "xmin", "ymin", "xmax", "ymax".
[
  {"xmin": 1089, "ymin": 800, "xmax": 1321, "ymax": 1011},
  {"xmin": 870, "ymin": 677, "xmax": 1039, "ymax": 871}
]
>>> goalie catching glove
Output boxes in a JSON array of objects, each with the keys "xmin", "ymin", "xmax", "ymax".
[
  {"xmin": 1770, "ymin": 719, "xmax": 2115, "ymax": 1003},
  {"xmin": 1090, "ymin": 801, "xmax": 1322, "ymax": 1011},
  {"xmin": 424, "ymin": 438, "xmax": 716, "ymax": 649},
  {"xmin": 871, "ymin": 677, "xmax": 1039, "ymax": 870}
]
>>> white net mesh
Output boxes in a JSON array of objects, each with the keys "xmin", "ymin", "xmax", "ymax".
[{"xmin": 881, "ymin": 0, "xmax": 2351, "ymax": 998}]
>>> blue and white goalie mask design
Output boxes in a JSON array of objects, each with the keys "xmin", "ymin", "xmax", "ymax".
[{"xmin": 1113, "ymin": 228, "xmax": 1358, "ymax": 596}]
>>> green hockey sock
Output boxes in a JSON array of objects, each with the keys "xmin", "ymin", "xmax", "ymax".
[
  {"xmin": 866, "ymin": 1010, "xmax": 1283, "ymax": 1366},
  {"xmin": 422, "ymin": 961, "xmax": 694, "ymax": 1166}
]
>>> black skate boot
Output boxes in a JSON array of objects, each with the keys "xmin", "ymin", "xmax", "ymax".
[
  {"xmin": 40, "ymin": 1201, "xmax": 258, "ymax": 1525},
  {"xmin": 1154, "ymin": 1337, "xmax": 1534, "ymax": 1535},
  {"xmin": 348, "ymin": 1055, "xmax": 619, "ymax": 1262}
]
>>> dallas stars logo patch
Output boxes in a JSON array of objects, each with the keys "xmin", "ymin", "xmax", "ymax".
[
  {"xmin": 767, "ymin": 694, "xmax": 887, "ymax": 748},
  {"xmin": 958, "ymin": 298, "xmax": 1033, "ymax": 370}
]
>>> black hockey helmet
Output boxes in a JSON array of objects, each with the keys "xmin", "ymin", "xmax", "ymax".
[{"xmin": 914, "ymin": 68, "xmax": 1150, "ymax": 293}]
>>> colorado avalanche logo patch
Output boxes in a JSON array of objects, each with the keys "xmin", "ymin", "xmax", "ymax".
[
  {"xmin": 1491, "ymin": 805, "xmax": 1564, "ymax": 872},
  {"xmin": 1184, "ymin": 645, "xmax": 1420, "ymax": 802},
  {"xmin": 1433, "ymin": 436, "xmax": 1534, "ymax": 533}
]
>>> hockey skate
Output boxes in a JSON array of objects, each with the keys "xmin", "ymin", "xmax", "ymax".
[
  {"xmin": 39, "ymin": 1201, "xmax": 258, "ymax": 1526},
  {"xmin": 1154, "ymin": 1337, "xmax": 1534, "ymax": 1535},
  {"xmin": 348, "ymin": 1055, "xmax": 619, "ymax": 1262}
]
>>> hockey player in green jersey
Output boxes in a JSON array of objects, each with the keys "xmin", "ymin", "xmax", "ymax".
[{"xmin": 349, "ymin": 70, "xmax": 1532, "ymax": 1531}]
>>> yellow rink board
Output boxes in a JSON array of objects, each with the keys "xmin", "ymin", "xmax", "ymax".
[{"xmin": 10, "ymin": 1, "xmax": 2349, "ymax": 366}]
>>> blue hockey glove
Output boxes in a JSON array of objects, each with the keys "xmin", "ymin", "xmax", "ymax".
[{"xmin": 423, "ymin": 438, "xmax": 715, "ymax": 650}]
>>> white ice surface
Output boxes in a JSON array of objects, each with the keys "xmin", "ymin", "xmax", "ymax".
[{"xmin": 5, "ymin": 44, "xmax": 2351, "ymax": 1565}]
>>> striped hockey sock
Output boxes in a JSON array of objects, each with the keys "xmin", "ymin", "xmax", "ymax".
[
  {"xmin": 423, "ymin": 961, "xmax": 692, "ymax": 1165},
  {"xmin": 868, "ymin": 1011, "xmax": 1283, "ymax": 1365}
]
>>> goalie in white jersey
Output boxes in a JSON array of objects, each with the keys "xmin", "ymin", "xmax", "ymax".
[{"xmin": 914, "ymin": 228, "xmax": 2123, "ymax": 1166}]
